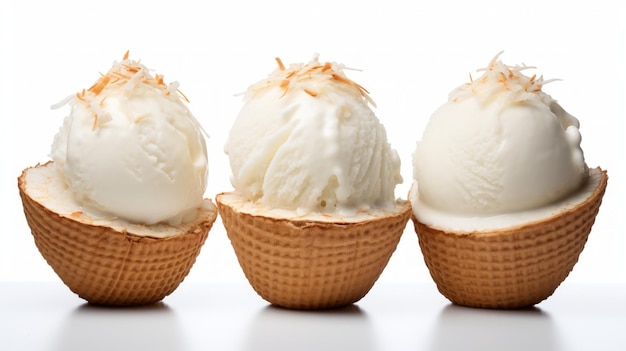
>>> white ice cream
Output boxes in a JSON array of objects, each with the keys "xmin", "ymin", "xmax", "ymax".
[
  {"xmin": 50, "ymin": 52, "xmax": 208, "ymax": 225},
  {"xmin": 412, "ymin": 53, "xmax": 589, "ymax": 229},
  {"xmin": 225, "ymin": 55, "xmax": 402, "ymax": 215}
]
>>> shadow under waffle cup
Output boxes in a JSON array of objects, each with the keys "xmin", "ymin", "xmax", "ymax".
[
  {"xmin": 18, "ymin": 164, "xmax": 217, "ymax": 306},
  {"xmin": 412, "ymin": 168, "xmax": 608, "ymax": 309},
  {"xmin": 216, "ymin": 192, "xmax": 412, "ymax": 310}
]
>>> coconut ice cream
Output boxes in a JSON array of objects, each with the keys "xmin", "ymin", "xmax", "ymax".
[
  {"xmin": 18, "ymin": 52, "xmax": 217, "ymax": 305},
  {"xmin": 217, "ymin": 55, "xmax": 411, "ymax": 309},
  {"xmin": 50, "ymin": 52, "xmax": 208, "ymax": 226},
  {"xmin": 224, "ymin": 54, "xmax": 402, "ymax": 216},
  {"xmin": 409, "ymin": 53, "xmax": 608, "ymax": 308}
]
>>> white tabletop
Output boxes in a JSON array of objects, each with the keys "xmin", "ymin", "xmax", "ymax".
[{"xmin": 1, "ymin": 281, "xmax": 624, "ymax": 351}]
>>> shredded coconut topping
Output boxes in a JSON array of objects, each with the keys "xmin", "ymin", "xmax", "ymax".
[
  {"xmin": 449, "ymin": 51, "xmax": 558, "ymax": 104},
  {"xmin": 245, "ymin": 54, "xmax": 376, "ymax": 107},
  {"xmin": 52, "ymin": 51, "xmax": 197, "ymax": 132}
]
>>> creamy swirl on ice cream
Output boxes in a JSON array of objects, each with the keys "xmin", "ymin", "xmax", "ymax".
[
  {"xmin": 50, "ymin": 52, "xmax": 208, "ymax": 225},
  {"xmin": 411, "ymin": 53, "xmax": 591, "ymax": 230},
  {"xmin": 225, "ymin": 54, "xmax": 402, "ymax": 216}
]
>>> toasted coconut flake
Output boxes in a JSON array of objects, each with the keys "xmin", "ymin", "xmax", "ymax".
[
  {"xmin": 52, "ymin": 51, "xmax": 199, "ymax": 132},
  {"xmin": 133, "ymin": 114, "xmax": 149, "ymax": 124},
  {"xmin": 176, "ymin": 87, "xmax": 190, "ymax": 103},
  {"xmin": 88, "ymin": 75, "xmax": 111, "ymax": 96},
  {"xmin": 449, "ymin": 52, "xmax": 558, "ymax": 104},
  {"xmin": 245, "ymin": 54, "xmax": 376, "ymax": 107},
  {"xmin": 275, "ymin": 57, "xmax": 285, "ymax": 71},
  {"xmin": 91, "ymin": 114, "xmax": 99, "ymax": 131}
]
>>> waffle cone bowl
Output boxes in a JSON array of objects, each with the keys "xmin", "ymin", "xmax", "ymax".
[
  {"xmin": 18, "ymin": 162, "xmax": 217, "ymax": 306},
  {"xmin": 411, "ymin": 167, "xmax": 608, "ymax": 309},
  {"xmin": 216, "ymin": 192, "xmax": 411, "ymax": 309}
]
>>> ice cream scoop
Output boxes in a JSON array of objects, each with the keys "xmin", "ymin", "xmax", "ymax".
[
  {"xmin": 224, "ymin": 54, "xmax": 402, "ymax": 216},
  {"xmin": 413, "ymin": 53, "xmax": 589, "ymax": 229},
  {"xmin": 50, "ymin": 51, "xmax": 207, "ymax": 225}
]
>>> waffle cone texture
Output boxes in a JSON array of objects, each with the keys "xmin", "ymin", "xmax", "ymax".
[
  {"xmin": 18, "ymin": 163, "xmax": 217, "ymax": 306},
  {"xmin": 412, "ymin": 168, "xmax": 608, "ymax": 309},
  {"xmin": 216, "ymin": 192, "xmax": 412, "ymax": 309}
]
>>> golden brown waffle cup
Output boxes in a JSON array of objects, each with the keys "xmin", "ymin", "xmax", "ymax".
[
  {"xmin": 216, "ymin": 192, "xmax": 412, "ymax": 310},
  {"xmin": 18, "ymin": 163, "xmax": 217, "ymax": 306},
  {"xmin": 411, "ymin": 168, "xmax": 608, "ymax": 309}
]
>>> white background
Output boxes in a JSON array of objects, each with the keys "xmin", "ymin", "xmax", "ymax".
[{"xmin": 1, "ymin": 0, "xmax": 624, "ymax": 287}]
